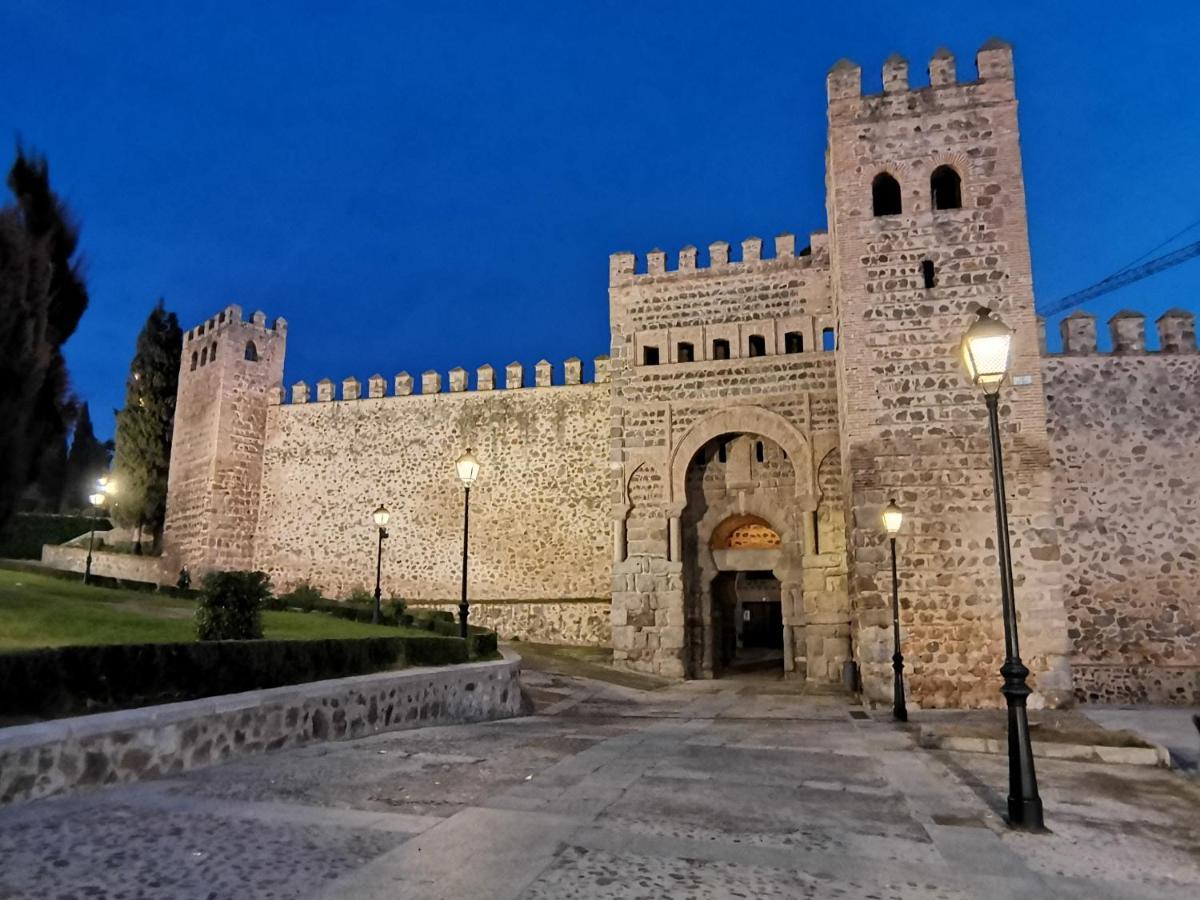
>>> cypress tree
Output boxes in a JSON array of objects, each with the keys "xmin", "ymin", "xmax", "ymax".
[
  {"xmin": 63, "ymin": 403, "xmax": 108, "ymax": 511},
  {"xmin": 112, "ymin": 300, "xmax": 182, "ymax": 546},
  {"xmin": 0, "ymin": 147, "xmax": 88, "ymax": 528}
]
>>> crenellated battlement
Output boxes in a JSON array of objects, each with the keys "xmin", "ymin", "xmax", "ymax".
[
  {"xmin": 826, "ymin": 39, "xmax": 1013, "ymax": 106},
  {"xmin": 183, "ymin": 304, "xmax": 287, "ymax": 343},
  {"xmin": 609, "ymin": 232, "xmax": 828, "ymax": 286},
  {"xmin": 276, "ymin": 355, "xmax": 612, "ymax": 405},
  {"xmin": 1042, "ymin": 309, "xmax": 1197, "ymax": 356}
]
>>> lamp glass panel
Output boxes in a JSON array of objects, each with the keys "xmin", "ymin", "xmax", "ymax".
[
  {"xmin": 456, "ymin": 451, "xmax": 480, "ymax": 487},
  {"xmin": 882, "ymin": 504, "xmax": 903, "ymax": 535},
  {"xmin": 373, "ymin": 505, "xmax": 390, "ymax": 527},
  {"xmin": 965, "ymin": 331, "xmax": 1012, "ymax": 384}
]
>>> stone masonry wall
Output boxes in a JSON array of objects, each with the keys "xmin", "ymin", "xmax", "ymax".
[
  {"xmin": 253, "ymin": 369, "xmax": 611, "ymax": 603},
  {"xmin": 407, "ymin": 600, "xmax": 611, "ymax": 646},
  {"xmin": 607, "ymin": 237, "xmax": 849, "ymax": 679},
  {"xmin": 0, "ymin": 655, "xmax": 523, "ymax": 806},
  {"xmin": 162, "ymin": 306, "xmax": 286, "ymax": 579},
  {"xmin": 1044, "ymin": 311, "xmax": 1200, "ymax": 704},
  {"xmin": 826, "ymin": 44, "xmax": 1072, "ymax": 709},
  {"xmin": 40, "ymin": 545, "xmax": 164, "ymax": 585}
]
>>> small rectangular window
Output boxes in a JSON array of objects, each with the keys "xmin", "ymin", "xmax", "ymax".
[
  {"xmin": 755, "ymin": 441, "xmax": 765, "ymax": 463},
  {"xmin": 677, "ymin": 342, "xmax": 694, "ymax": 363},
  {"xmin": 748, "ymin": 335, "xmax": 766, "ymax": 357},
  {"xmin": 811, "ymin": 511, "xmax": 821, "ymax": 553},
  {"xmin": 784, "ymin": 331, "xmax": 803, "ymax": 353},
  {"xmin": 642, "ymin": 345, "xmax": 660, "ymax": 366},
  {"xmin": 713, "ymin": 339, "xmax": 730, "ymax": 360},
  {"xmin": 822, "ymin": 328, "xmax": 836, "ymax": 352},
  {"xmin": 921, "ymin": 260, "xmax": 936, "ymax": 289}
]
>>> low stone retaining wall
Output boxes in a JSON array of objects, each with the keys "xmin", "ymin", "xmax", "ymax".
[
  {"xmin": 40, "ymin": 544, "xmax": 165, "ymax": 585},
  {"xmin": 1073, "ymin": 663, "xmax": 1200, "ymax": 705},
  {"xmin": 409, "ymin": 599, "xmax": 610, "ymax": 646},
  {"xmin": 0, "ymin": 652, "xmax": 523, "ymax": 806}
]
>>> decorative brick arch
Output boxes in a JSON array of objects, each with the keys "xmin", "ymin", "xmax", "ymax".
[{"xmin": 668, "ymin": 405, "xmax": 812, "ymax": 504}]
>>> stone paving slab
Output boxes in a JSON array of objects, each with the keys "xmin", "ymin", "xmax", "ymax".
[{"xmin": 0, "ymin": 667, "xmax": 1198, "ymax": 899}]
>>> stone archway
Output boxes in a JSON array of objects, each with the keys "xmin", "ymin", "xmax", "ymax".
[{"xmin": 679, "ymin": 431, "xmax": 808, "ymax": 679}]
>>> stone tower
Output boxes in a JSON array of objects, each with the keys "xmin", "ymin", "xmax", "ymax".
[
  {"xmin": 161, "ymin": 305, "xmax": 286, "ymax": 579},
  {"xmin": 825, "ymin": 42, "xmax": 1072, "ymax": 707}
]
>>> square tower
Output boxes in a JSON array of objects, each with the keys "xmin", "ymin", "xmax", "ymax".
[
  {"xmin": 825, "ymin": 42, "xmax": 1072, "ymax": 707},
  {"xmin": 161, "ymin": 306, "xmax": 286, "ymax": 580}
]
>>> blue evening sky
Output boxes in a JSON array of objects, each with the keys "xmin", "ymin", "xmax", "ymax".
[{"xmin": 3, "ymin": 1, "xmax": 1199, "ymax": 437}]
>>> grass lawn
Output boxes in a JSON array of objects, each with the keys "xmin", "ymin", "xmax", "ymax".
[{"xmin": 0, "ymin": 568, "xmax": 421, "ymax": 651}]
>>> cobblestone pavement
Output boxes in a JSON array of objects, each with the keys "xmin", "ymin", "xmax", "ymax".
[{"xmin": 1, "ymin": 668, "xmax": 1198, "ymax": 899}]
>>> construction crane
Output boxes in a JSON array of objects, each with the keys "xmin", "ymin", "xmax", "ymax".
[{"xmin": 1038, "ymin": 221, "xmax": 1200, "ymax": 319}]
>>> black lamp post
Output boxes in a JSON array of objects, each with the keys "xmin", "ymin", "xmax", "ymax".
[
  {"xmin": 371, "ymin": 504, "xmax": 390, "ymax": 624},
  {"xmin": 83, "ymin": 476, "xmax": 114, "ymax": 586},
  {"xmin": 882, "ymin": 499, "xmax": 907, "ymax": 722},
  {"xmin": 455, "ymin": 449, "xmax": 480, "ymax": 639},
  {"xmin": 960, "ymin": 307, "xmax": 1045, "ymax": 832}
]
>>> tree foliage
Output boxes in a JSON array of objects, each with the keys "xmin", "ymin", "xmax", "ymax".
[
  {"xmin": 0, "ymin": 147, "xmax": 88, "ymax": 528},
  {"xmin": 63, "ymin": 403, "xmax": 108, "ymax": 510},
  {"xmin": 112, "ymin": 300, "xmax": 182, "ymax": 541}
]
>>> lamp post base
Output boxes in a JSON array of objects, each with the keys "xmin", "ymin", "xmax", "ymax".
[
  {"xmin": 1007, "ymin": 796, "xmax": 1046, "ymax": 832},
  {"xmin": 891, "ymin": 652, "xmax": 908, "ymax": 722},
  {"xmin": 458, "ymin": 601, "xmax": 470, "ymax": 639}
]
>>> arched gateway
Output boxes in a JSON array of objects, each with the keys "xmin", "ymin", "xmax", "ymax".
[{"xmin": 610, "ymin": 398, "xmax": 851, "ymax": 682}]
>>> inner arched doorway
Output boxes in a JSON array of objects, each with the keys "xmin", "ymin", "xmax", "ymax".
[{"xmin": 679, "ymin": 432, "xmax": 806, "ymax": 678}]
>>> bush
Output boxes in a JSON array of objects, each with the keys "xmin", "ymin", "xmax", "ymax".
[
  {"xmin": 0, "ymin": 634, "xmax": 470, "ymax": 720},
  {"xmin": 468, "ymin": 630, "xmax": 499, "ymax": 659},
  {"xmin": 344, "ymin": 587, "xmax": 374, "ymax": 606},
  {"xmin": 195, "ymin": 571, "xmax": 271, "ymax": 641},
  {"xmin": 270, "ymin": 582, "xmax": 325, "ymax": 610},
  {"xmin": 0, "ymin": 512, "xmax": 111, "ymax": 559}
]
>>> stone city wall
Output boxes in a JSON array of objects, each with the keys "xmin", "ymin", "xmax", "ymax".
[
  {"xmin": 253, "ymin": 360, "xmax": 612, "ymax": 604},
  {"xmin": 1044, "ymin": 310, "xmax": 1200, "ymax": 704},
  {"xmin": 407, "ymin": 600, "xmax": 611, "ymax": 646},
  {"xmin": 0, "ymin": 654, "xmax": 523, "ymax": 806}
]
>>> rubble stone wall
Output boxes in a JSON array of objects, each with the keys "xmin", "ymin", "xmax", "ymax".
[
  {"xmin": 407, "ymin": 600, "xmax": 611, "ymax": 645},
  {"xmin": 253, "ymin": 378, "xmax": 611, "ymax": 603},
  {"xmin": 1044, "ymin": 314, "xmax": 1200, "ymax": 704}
]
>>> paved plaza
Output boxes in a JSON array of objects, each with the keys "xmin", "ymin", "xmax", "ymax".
[{"xmin": 0, "ymin": 665, "xmax": 1197, "ymax": 899}]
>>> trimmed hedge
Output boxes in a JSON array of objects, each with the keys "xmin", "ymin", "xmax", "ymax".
[
  {"xmin": 0, "ymin": 513, "xmax": 111, "ymax": 560},
  {"xmin": 0, "ymin": 635, "xmax": 469, "ymax": 720}
]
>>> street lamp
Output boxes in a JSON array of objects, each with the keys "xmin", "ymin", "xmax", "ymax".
[
  {"xmin": 959, "ymin": 307, "xmax": 1044, "ymax": 832},
  {"xmin": 84, "ymin": 477, "xmax": 114, "ymax": 585},
  {"xmin": 371, "ymin": 504, "xmax": 390, "ymax": 625},
  {"xmin": 455, "ymin": 449, "xmax": 480, "ymax": 639},
  {"xmin": 882, "ymin": 498, "xmax": 907, "ymax": 722}
]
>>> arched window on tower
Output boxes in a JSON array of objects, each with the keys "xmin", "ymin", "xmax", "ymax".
[
  {"xmin": 210, "ymin": 341, "xmax": 218, "ymax": 360},
  {"xmin": 200, "ymin": 346, "xmax": 208, "ymax": 366},
  {"xmin": 931, "ymin": 165, "xmax": 962, "ymax": 210},
  {"xmin": 872, "ymin": 172, "xmax": 902, "ymax": 216},
  {"xmin": 190, "ymin": 351, "xmax": 198, "ymax": 371},
  {"xmin": 244, "ymin": 340, "xmax": 259, "ymax": 362}
]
